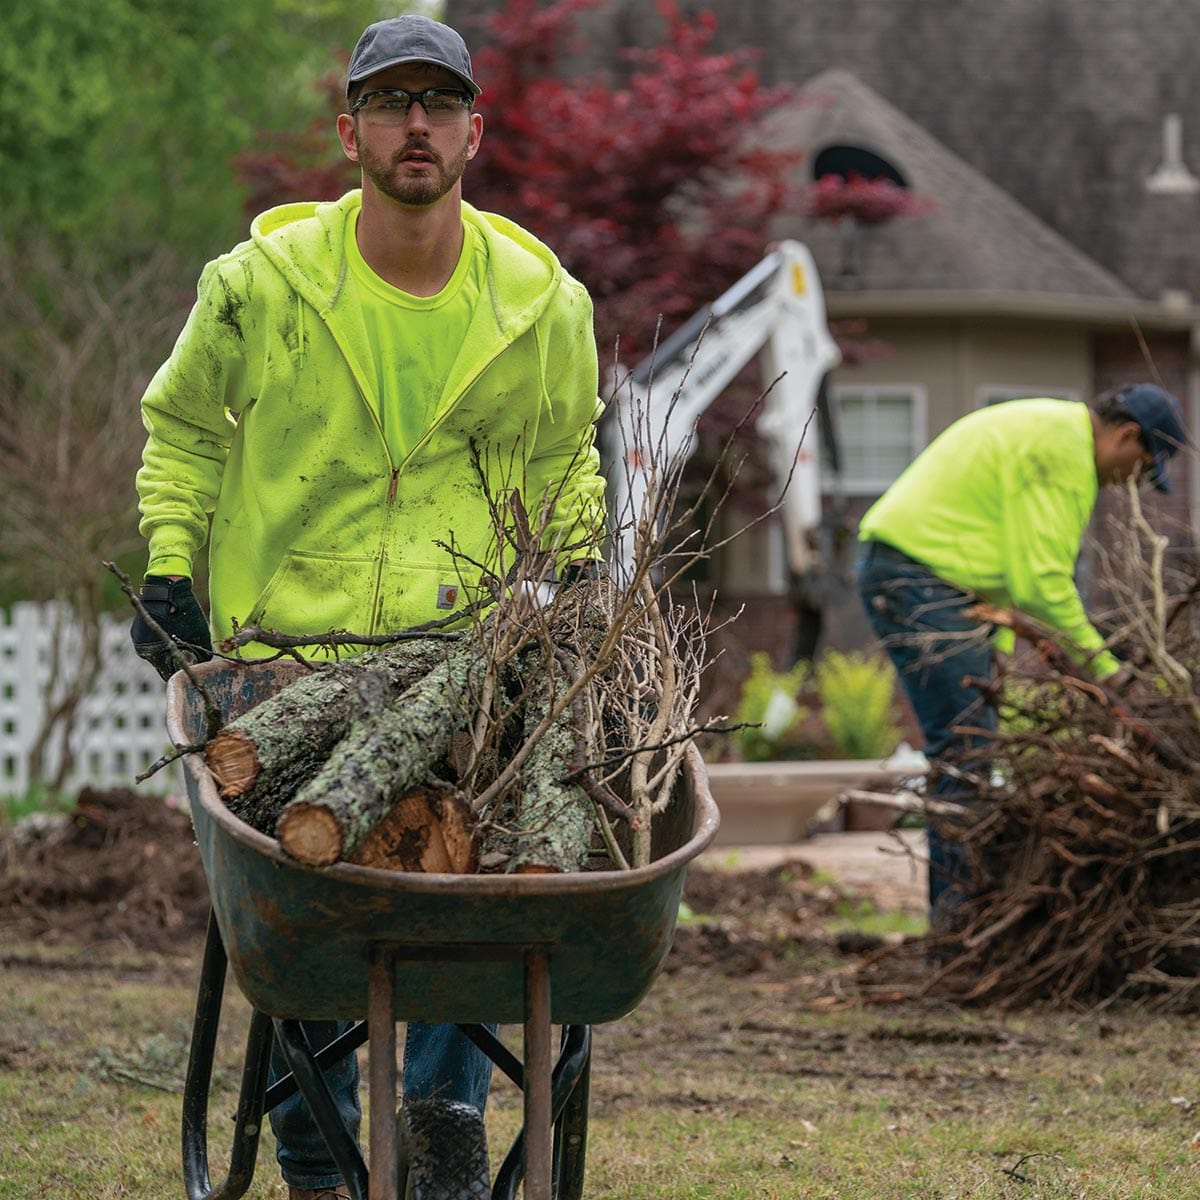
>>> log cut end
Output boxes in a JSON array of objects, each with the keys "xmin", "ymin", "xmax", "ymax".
[
  {"xmin": 206, "ymin": 729, "xmax": 262, "ymax": 799},
  {"xmin": 349, "ymin": 784, "xmax": 478, "ymax": 874},
  {"xmin": 277, "ymin": 802, "xmax": 344, "ymax": 867}
]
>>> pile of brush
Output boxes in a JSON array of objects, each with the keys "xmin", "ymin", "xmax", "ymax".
[
  {"xmin": 197, "ymin": 573, "xmax": 702, "ymax": 877},
  {"xmin": 918, "ymin": 664, "xmax": 1200, "ymax": 1011},
  {"xmin": 913, "ymin": 489, "xmax": 1200, "ymax": 1012}
]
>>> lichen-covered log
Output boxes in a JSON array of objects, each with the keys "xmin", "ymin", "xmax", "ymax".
[
  {"xmin": 275, "ymin": 647, "xmax": 484, "ymax": 866},
  {"xmin": 505, "ymin": 659, "xmax": 595, "ymax": 874},
  {"xmin": 206, "ymin": 641, "xmax": 447, "ymax": 831}
]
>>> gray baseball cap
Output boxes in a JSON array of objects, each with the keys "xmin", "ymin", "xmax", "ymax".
[{"xmin": 346, "ymin": 16, "xmax": 481, "ymax": 98}]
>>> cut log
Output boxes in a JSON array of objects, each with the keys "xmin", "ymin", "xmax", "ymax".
[
  {"xmin": 275, "ymin": 646, "xmax": 484, "ymax": 866},
  {"xmin": 348, "ymin": 782, "xmax": 478, "ymax": 873},
  {"xmin": 506, "ymin": 657, "xmax": 596, "ymax": 874},
  {"xmin": 206, "ymin": 641, "xmax": 447, "ymax": 832}
]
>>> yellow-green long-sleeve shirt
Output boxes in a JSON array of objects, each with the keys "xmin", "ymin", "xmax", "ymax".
[{"xmin": 858, "ymin": 398, "xmax": 1119, "ymax": 677}]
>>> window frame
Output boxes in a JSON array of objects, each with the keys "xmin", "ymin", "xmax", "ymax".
[{"xmin": 827, "ymin": 383, "xmax": 928, "ymax": 494}]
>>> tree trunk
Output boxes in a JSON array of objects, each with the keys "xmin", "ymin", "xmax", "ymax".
[{"xmin": 206, "ymin": 641, "xmax": 447, "ymax": 832}]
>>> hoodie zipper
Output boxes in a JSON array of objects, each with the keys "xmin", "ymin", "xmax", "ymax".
[
  {"xmin": 396, "ymin": 342, "xmax": 512, "ymax": 473},
  {"xmin": 315, "ymin": 286, "xmax": 525, "ymax": 632}
]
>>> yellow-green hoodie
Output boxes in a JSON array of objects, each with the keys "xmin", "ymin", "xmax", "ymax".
[{"xmin": 137, "ymin": 191, "xmax": 605, "ymax": 646}]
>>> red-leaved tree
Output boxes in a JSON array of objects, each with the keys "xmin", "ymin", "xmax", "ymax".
[
  {"xmin": 466, "ymin": 0, "xmax": 799, "ymax": 362},
  {"xmin": 805, "ymin": 171, "xmax": 934, "ymax": 226}
]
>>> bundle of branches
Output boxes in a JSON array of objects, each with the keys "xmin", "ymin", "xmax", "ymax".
[
  {"xmin": 916, "ymin": 482, "xmax": 1200, "ymax": 1012},
  {"xmin": 197, "ymin": 545, "xmax": 705, "ymax": 875}
]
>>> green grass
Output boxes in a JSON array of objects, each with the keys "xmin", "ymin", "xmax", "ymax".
[
  {"xmin": 1, "ymin": 784, "xmax": 75, "ymax": 828},
  {"xmin": 829, "ymin": 895, "xmax": 928, "ymax": 937},
  {"xmin": 2, "ymin": 936, "xmax": 1197, "ymax": 1198}
]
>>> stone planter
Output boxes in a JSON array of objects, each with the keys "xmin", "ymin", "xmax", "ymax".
[{"xmin": 704, "ymin": 758, "xmax": 920, "ymax": 846}]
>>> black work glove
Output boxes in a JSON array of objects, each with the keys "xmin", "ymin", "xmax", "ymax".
[
  {"xmin": 129, "ymin": 576, "xmax": 213, "ymax": 682},
  {"xmin": 559, "ymin": 560, "xmax": 608, "ymax": 586}
]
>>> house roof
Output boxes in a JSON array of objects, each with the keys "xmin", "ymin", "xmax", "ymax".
[
  {"xmin": 448, "ymin": 0, "xmax": 1200, "ymax": 316},
  {"xmin": 764, "ymin": 69, "xmax": 1140, "ymax": 312}
]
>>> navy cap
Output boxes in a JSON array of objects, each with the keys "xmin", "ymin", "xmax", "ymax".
[
  {"xmin": 1118, "ymin": 383, "xmax": 1187, "ymax": 492},
  {"xmin": 346, "ymin": 16, "xmax": 481, "ymax": 98}
]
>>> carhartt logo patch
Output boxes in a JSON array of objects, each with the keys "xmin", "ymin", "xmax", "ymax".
[{"xmin": 437, "ymin": 584, "xmax": 459, "ymax": 610}]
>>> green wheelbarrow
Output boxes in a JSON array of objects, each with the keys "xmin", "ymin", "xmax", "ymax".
[{"xmin": 166, "ymin": 659, "xmax": 719, "ymax": 1200}]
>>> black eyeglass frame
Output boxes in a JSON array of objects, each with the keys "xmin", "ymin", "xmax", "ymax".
[{"xmin": 348, "ymin": 87, "xmax": 474, "ymax": 119}]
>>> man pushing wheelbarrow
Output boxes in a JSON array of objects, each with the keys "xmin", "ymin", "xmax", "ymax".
[{"xmin": 132, "ymin": 15, "xmax": 613, "ymax": 1197}]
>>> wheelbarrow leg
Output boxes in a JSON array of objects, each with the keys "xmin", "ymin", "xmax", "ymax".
[
  {"xmin": 273, "ymin": 1018, "xmax": 371, "ymax": 1200},
  {"xmin": 368, "ymin": 950, "xmax": 398, "ymax": 1200},
  {"xmin": 182, "ymin": 910, "xmax": 273, "ymax": 1200},
  {"xmin": 524, "ymin": 951, "xmax": 553, "ymax": 1200},
  {"xmin": 491, "ymin": 1025, "xmax": 591, "ymax": 1200}
]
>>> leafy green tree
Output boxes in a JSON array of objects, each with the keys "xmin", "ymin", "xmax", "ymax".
[
  {"xmin": 0, "ymin": 1, "xmax": 390, "ymax": 791},
  {"xmin": 0, "ymin": 0, "xmax": 384, "ymax": 264}
]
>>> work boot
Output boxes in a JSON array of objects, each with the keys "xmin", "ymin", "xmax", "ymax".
[{"xmin": 287, "ymin": 1187, "xmax": 351, "ymax": 1200}]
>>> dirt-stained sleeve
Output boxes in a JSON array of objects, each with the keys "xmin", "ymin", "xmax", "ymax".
[
  {"xmin": 526, "ymin": 275, "xmax": 607, "ymax": 566},
  {"xmin": 136, "ymin": 257, "xmax": 250, "ymax": 578}
]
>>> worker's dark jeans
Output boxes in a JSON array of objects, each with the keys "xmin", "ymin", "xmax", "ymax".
[
  {"xmin": 269, "ymin": 1019, "xmax": 495, "ymax": 1189},
  {"xmin": 856, "ymin": 541, "xmax": 998, "ymax": 916}
]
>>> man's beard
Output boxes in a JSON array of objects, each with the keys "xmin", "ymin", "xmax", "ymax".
[{"xmin": 358, "ymin": 132, "xmax": 470, "ymax": 207}]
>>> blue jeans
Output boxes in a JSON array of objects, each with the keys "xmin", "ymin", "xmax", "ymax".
[
  {"xmin": 268, "ymin": 1020, "xmax": 495, "ymax": 1189},
  {"xmin": 856, "ymin": 541, "xmax": 998, "ymax": 916}
]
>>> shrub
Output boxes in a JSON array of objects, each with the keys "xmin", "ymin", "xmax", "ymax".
[
  {"xmin": 815, "ymin": 649, "xmax": 903, "ymax": 761},
  {"xmin": 732, "ymin": 653, "xmax": 814, "ymax": 762},
  {"xmin": 729, "ymin": 649, "xmax": 903, "ymax": 762}
]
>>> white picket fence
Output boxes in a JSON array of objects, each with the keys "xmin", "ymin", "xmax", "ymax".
[{"xmin": 0, "ymin": 602, "xmax": 183, "ymax": 800}]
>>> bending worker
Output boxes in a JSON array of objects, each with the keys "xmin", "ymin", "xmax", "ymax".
[
  {"xmin": 856, "ymin": 384, "xmax": 1186, "ymax": 918},
  {"xmin": 130, "ymin": 14, "xmax": 605, "ymax": 1199}
]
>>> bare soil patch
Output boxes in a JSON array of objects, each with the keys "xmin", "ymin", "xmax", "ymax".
[
  {"xmin": 0, "ymin": 788, "xmax": 903, "ymax": 982},
  {"xmin": 0, "ymin": 786, "xmax": 210, "ymax": 954}
]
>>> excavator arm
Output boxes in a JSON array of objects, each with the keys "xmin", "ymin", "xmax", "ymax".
[{"xmin": 609, "ymin": 241, "xmax": 842, "ymax": 581}]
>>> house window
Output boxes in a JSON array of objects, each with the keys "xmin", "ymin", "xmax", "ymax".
[
  {"xmin": 976, "ymin": 385, "xmax": 1079, "ymax": 408},
  {"xmin": 829, "ymin": 385, "xmax": 925, "ymax": 493}
]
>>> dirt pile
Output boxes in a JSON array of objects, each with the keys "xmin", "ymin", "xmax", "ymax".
[
  {"xmin": 0, "ymin": 788, "xmax": 899, "ymax": 976},
  {"xmin": 0, "ymin": 787, "xmax": 210, "ymax": 953},
  {"xmin": 668, "ymin": 856, "xmax": 895, "ymax": 975}
]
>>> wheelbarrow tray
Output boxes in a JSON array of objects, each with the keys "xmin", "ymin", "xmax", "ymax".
[{"xmin": 167, "ymin": 659, "xmax": 719, "ymax": 1026}]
